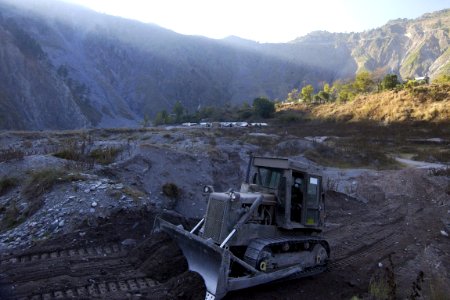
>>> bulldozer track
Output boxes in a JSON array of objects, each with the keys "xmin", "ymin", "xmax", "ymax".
[
  {"xmin": 0, "ymin": 243, "xmax": 124, "ymax": 265},
  {"xmin": 328, "ymin": 231, "xmax": 402, "ymax": 271},
  {"xmin": 3, "ymin": 259, "xmax": 134, "ymax": 283},
  {"xmin": 15, "ymin": 276, "xmax": 158, "ymax": 300},
  {"xmin": 0, "ymin": 242, "xmax": 159, "ymax": 299}
]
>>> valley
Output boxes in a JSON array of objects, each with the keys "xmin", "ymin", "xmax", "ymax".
[{"xmin": 0, "ymin": 124, "xmax": 448, "ymax": 299}]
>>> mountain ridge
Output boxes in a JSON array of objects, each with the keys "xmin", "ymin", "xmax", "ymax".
[{"xmin": 0, "ymin": 0, "xmax": 448, "ymax": 130}]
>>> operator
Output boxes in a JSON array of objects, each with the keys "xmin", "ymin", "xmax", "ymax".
[{"xmin": 291, "ymin": 177, "xmax": 303, "ymax": 222}]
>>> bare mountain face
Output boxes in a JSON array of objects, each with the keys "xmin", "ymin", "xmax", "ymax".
[
  {"xmin": 0, "ymin": 0, "xmax": 448, "ymax": 130},
  {"xmin": 288, "ymin": 9, "xmax": 450, "ymax": 79}
]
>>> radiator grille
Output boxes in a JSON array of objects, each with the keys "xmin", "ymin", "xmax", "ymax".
[{"xmin": 203, "ymin": 198, "xmax": 227, "ymax": 243}]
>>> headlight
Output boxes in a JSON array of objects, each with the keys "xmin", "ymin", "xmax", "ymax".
[
  {"xmin": 230, "ymin": 192, "xmax": 240, "ymax": 201},
  {"xmin": 203, "ymin": 185, "xmax": 214, "ymax": 193}
]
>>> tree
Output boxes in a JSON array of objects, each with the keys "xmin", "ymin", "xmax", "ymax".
[
  {"xmin": 372, "ymin": 67, "xmax": 389, "ymax": 91},
  {"xmin": 173, "ymin": 101, "xmax": 184, "ymax": 123},
  {"xmin": 253, "ymin": 97, "xmax": 275, "ymax": 118},
  {"xmin": 381, "ymin": 74, "xmax": 399, "ymax": 90},
  {"xmin": 154, "ymin": 110, "xmax": 170, "ymax": 126},
  {"xmin": 354, "ymin": 71, "xmax": 374, "ymax": 93},
  {"xmin": 433, "ymin": 74, "xmax": 450, "ymax": 84},
  {"xmin": 238, "ymin": 102, "xmax": 253, "ymax": 119},
  {"xmin": 313, "ymin": 94, "xmax": 321, "ymax": 103},
  {"xmin": 337, "ymin": 84, "xmax": 356, "ymax": 102},
  {"xmin": 318, "ymin": 91, "xmax": 330, "ymax": 103},
  {"xmin": 301, "ymin": 85, "xmax": 314, "ymax": 102},
  {"xmin": 323, "ymin": 83, "xmax": 331, "ymax": 94},
  {"xmin": 140, "ymin": 114, "xmax": 151, "ymax": 128},
  {"xmin": 287, "ymin": 88, "xmax": 301, "ymax": 102}
]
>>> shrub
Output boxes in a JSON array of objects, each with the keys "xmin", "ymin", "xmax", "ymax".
[
  {"xmin": 381, "ymin": 74, "xmax": 400, "ymax": 90},
  {"xmin": 89, "ymin": 147, "xmax": 122, "ymax": 165},
  {"xmin": 0, "ymin": 200, "xmax": 22, "ymax": 231},
  {"xmin": 53, "ymin": 149, "xmax": 83, "ymax": 161},
  {"xmin": 162, "ymin": 183, "xmax": 180, "ymax": 198},
  {"xmin": 369, "ymin": 275, "xmax": 390, "ymax": 300},
  {"xmin": 368, "ymin": 255, "xmax": 396, "ymax": 300},
  {"xmin": 53, "ymin": 138, "xmax": 85, "ymax": 161},
  {"xmin": 0, "ymin": 177, "xmax": 18, "ymax": 196},
  {"xmin": 253, "ymin": 97, "xmax": 275, "ymax": 118}
]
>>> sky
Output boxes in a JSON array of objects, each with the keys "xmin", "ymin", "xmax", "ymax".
[{"xmin": 63, "ymin": 0, "xmax": 450, "ymax": 43}]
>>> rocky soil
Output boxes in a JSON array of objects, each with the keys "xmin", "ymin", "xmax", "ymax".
[{"xmin": 0, "ymin": 127, "xmax": 449, "ymax": 299}]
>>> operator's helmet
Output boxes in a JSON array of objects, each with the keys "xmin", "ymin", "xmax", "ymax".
[{"xmin": 294, "ymin": 178, "xmax": 302, "ymax": 188}]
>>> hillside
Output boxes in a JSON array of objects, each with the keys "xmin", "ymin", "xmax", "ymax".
[
  {"xmin": 0, "ymin": 0, "xmax": 323, "ymax": 130},
  {"xmin": 280, "ymin": 84, "xmax": 450, "ymax": 123},
  {"xmin": 286, "ymin": 9, "xmax": 450, "ymax": 80},
  {"xmin": 0, "ymin": 0, "xmax": 448, "ymax": 130}
]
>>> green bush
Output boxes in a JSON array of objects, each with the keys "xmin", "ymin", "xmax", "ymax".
[{"xmin": 253, "ymin": 97, "xmax": 275, "ymax": 118}]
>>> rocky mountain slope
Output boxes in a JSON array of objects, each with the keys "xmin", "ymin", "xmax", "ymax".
[
  {"xmin": 0, "ymin": 0, "xmax": 322, "ymax": 129},
  {"xmin": 0, "ymin": 0, "xmax": 448, "ymax": 130}
]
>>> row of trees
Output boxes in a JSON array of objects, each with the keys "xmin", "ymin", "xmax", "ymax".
[
  {"xmin": 286, "ymin": 70, "xmax": 450, "ymax": 105},
  {"xmin": 286, "ymin": 71, "xmax": 406, "ymax": 104},
  {"xmin": 149, "ymin": 72, "xmax": 450, "ymax": 126},
  {"xmin": 151, "ymin": 97, "xmax": 276, "ymax": 126}
]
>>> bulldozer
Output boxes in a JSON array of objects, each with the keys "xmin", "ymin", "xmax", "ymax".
[{"xmin": 155, "ymin": 156, "xmax": 330, "ymax": 299}]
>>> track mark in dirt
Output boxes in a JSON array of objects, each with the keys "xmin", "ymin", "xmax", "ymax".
[
  {"xmin": 0, "ymin": 243, "xmax": 124, "ymax": 265},
  {"xmin": 16, "ymin": 277, "xmax": 158, "ymax": 300},
  {"xmin": 329, "ymin": 231, "xmax": 403, "ymax": 271}
]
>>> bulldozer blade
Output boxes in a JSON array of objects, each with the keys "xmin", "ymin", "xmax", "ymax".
[{"xmin": 156, "ymin": 218, "xmax": 230, "ymax": 300}]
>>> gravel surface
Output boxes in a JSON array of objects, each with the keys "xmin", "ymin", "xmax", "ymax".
[{"xmin": 0, "ymin": 128, "xmax": 449, "ymax": 299}]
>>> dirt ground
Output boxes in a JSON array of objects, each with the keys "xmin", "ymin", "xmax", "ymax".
[{"xmin": 0, "ymin": 127, "xmax": 449, "ymax": 299}]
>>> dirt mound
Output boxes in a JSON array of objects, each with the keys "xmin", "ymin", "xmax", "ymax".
[
  {"xmin": 164, "ymin": 272, "xmax": 206, "ymax": 300},
  {"xmin": 131, "ymin": 232, "xmax": 188, "ymax": 282}
]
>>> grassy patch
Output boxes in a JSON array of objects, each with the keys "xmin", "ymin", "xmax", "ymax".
[
  {"xmin": 54, "ymin": 140, "xmax": 122, "ymax": 166},
  {"xmin": 89, "ymin": 147, "xmax": 122, "ymax": 165},
  {"xmin": 368, "ymin": 255, "xmax": 397, "ymax": 300},
  {"xmin": 21, "ymin": 168, "xmax": 85, "ymax": 219},
  {"xmin": 23, "ymin": 169, "xmax": 67, "ymax": 200},
  {"xmin": 53, "ymin": 138, "xmax": 88, "ymax": 162},
  {"xmin": 53, "ymin": 148, "xmax": 84, "ymax": 161}
]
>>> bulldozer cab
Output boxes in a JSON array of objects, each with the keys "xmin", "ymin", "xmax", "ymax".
[{"xmin": 251, "ymin": 156, "xmax": 324, "ymax": 230}]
